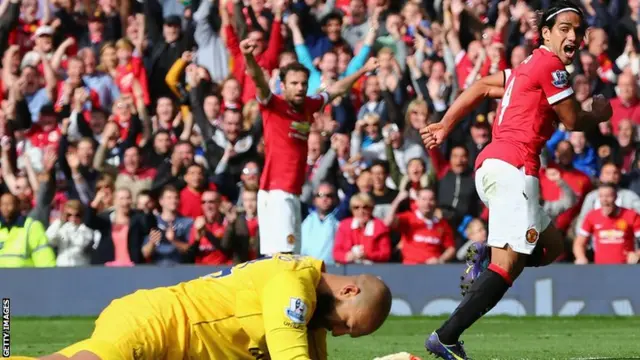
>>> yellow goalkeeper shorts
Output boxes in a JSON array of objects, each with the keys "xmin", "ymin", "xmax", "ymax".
[{"xmin": 57, "ymin": 288, "xmax": 189, "ymax": 360}]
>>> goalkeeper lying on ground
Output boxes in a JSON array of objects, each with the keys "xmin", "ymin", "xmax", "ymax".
[{"xmin": 33, "ymin": 254, "xmax": 392, "ymax": 360}]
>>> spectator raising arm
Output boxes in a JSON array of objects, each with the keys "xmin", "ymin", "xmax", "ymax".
[
  {"xmin": 0, "ymin": 136, "xmax": 17, "ymax": 195},
  {"xmin": 240, "ymin": 38, "xmax": 271, "ymax": 101},
  {"xmin": 325, "ymin": 57, "xmax": 380, "ymax": 103},
  {"xmin": 37, "ymin": 48, "xmax": 58, "ymax": 103}
]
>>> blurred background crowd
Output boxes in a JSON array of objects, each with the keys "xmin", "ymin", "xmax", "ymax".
[{"xmin": 1, "ymin": 0, "xmax": 640, "ymax": 268}]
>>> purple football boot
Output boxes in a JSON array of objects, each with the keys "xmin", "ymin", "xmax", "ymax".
[
  {"xmin": 459, "ymin": 242, "xmax": 489, "ymax": 296},
  {"xmin": 425, "ymin": 332, "xmax": 468, "ymax": 360}
]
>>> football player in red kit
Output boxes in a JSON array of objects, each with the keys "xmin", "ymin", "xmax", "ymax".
[
  {"xmin": 421, "ymin": 2, "xmax": 613, "ymax": 358},
  {"xmin": 239, "ymin": 38, "xmax": 379, "ymax": 256}
]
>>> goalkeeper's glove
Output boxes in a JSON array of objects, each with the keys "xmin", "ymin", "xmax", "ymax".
[{"xmin": 373, "ymin": 352, "xmax": 422, "ymax": 360}]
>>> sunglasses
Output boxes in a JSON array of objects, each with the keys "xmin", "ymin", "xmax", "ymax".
[
  {"xmin": 242, "ymin": 168, "xmax": 259, "ymax": 176},
  {"xmin": 315, "ymin": 192, "xmax": 334, "ymax": 199}
]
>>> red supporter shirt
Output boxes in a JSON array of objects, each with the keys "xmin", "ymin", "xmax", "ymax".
[
  {"xmin": 179, "ymin": 187, "xmax": 204, "ymax": 219},
  {"xmin": 54, "ymin": 81, "xmax": 101, "ymax": 117},
  {"xmin": 333, "ymin": 217, "xmax": 392, "ymax": 264},
  {"xmin": 578, "ymin": 207, "xmax": 640, "ymax": 264},
  {"xmin": 25, "ymin": 125, "xmax": 62, "ymax": 150},
  {"xmin": 539, "ymin": 164, "xmax": 592, "ymax": 232},
  {"xmin": 119, "ymin": 167, "xmax": 157, "ymax": 180},
  {"xmin": 609, "ymin": 97, "xmax": 640, "ymax": 134},
  {"xmin": 115, "ymin": 56, "xmax": 151, "ymax": 106},
  {"xmin": 396, "ymin": 211, "xmax": 455, "ymax": 264},
  {"xmin": 258, "ymin": 92, "xmax": 329, "ymax": 195},
  {"xmin": 476, "ymin": 46, "xmax": 574, "ymax": 176},
  {"xmin": 188, "ymin": 220, "xmax": 231, "ymax": 265},
  {"xmin": 246, "ymin": 217, "xmax": 259, "ymax": 260},
  {"xmin": 225, "ymin": 21, "xmax": 282, "ymax": 104},
  {"xmin": 454, "ymin": 35, "xmax": 507, "ymax": 89},
  {"xmin": 9, "ymin": 19, "xmax": 40, "ymax": 54}
]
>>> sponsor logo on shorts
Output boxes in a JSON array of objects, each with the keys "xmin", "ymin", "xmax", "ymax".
[
  {"xmin": 526, "ymin": 228, "xmax": 539, "ymax": 244},
  {"xmin": 285, "ymin": 297, "xmax": 307, "ymax": 324},
  {"xmin": 551, "ymin": 70, "xmax": 569, "ymax": 88},
  {"xmin": 287, "ymin": 234, "xmax": 296, "ymax": 245}
]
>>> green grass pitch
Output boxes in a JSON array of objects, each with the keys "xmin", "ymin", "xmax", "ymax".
[{"xmin": 9, "ymin": 316, "xmax": 640, "ymax": 359}]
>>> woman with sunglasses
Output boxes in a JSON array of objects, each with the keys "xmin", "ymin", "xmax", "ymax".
[
  {"xmin": 333, "ymin": 192, "xmax": 391, "ymax": 264},
  {"xmin": 45, "ymin": 200, "xmax": 94, "ymax": 266}
]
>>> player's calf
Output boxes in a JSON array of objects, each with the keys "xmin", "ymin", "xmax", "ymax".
[{"xmin": 434, "ymin": 247, "xmax": 525, "ymax": 346}]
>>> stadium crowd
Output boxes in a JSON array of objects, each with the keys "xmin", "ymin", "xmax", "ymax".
[{"xmin": 1, "ymin": 0, "xmax": 639, "ymax": 268}]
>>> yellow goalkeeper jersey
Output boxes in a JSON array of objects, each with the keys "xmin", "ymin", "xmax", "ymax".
[
  {"xmin": 174, "ymin": 253, "xmax": 327, "ymax": 359},
  {"xmin": 56, "ymin": 254, "xmax": 327, "ymax": 360}
]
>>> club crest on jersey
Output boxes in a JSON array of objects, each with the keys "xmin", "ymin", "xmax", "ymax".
[
  {"xmin": 551, "ymin": 70, "xmax": 569, "ymax": 88},
  {"xmin": 285, "ymin": 297, "xmax": 307, "ymax": 324},
  {"xmin": 525, "ymin": 228, "xmax": 539, "ymax": 244}
]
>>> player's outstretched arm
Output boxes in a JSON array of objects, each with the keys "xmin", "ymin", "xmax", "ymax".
[
  {"xmin": 553, "ymin": 94, "xmax": 613, "ymax": 132},
  {"xmin": 325, "ymin": 57, "xmax": 380, "ymax": 102},
  {"xmin": 240, "ymin": 38, "xmax": 272, "ymax": 102},
  {"xmin": 423, "ymin": 71, "xmax": 505, "ymax": 145}
]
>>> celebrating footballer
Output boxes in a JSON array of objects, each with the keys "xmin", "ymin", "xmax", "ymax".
[
  {"xmin": 239, "ymin": 37, "xmax": 380, "ymax": 256},
  {"xmin": 421, "ymin": 1, "xmax": 613, "ymax": 359}
]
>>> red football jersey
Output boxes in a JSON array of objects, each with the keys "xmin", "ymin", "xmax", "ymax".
[
  {"xmin": 476, "ymin": 46, "xmax": 574, "ymax": 176},
  {"xmin": 189, "ymin": 220, "xmax": 231, "ymax": 265},
  {"xmin": 179, "ymin": 187, "xmax": 203, "ymax": 219},
  {"xmin": 396, "ymin": 211, "xmax": 455, "ymax": 265},
  {"xmin": 258, "ymin": 92, "xmax": 328, "ymax": 195},
  {"xmin": 578, "ymin": 207, "xmax": 640, "ymax": 264}
]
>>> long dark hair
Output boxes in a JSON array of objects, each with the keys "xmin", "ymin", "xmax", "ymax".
[{"xmin": 536, "ymin": 0, "xmax": 587, "ymax": 47}]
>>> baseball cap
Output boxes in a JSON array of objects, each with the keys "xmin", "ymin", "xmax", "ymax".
[
  {"xmin": 164, "ymin": 15, "xmax": 182, "ymax": 27},
  {"xmin": 34, "ymin": 25, "xmax": 54, "ymax": 38}
]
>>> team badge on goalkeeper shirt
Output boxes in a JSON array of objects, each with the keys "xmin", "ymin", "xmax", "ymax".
[{"xmin": 285, "ymin": 297, "xmax": 308, "ymax": 324}]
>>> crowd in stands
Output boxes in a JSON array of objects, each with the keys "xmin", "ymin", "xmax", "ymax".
[{"xmin": 1, "ymin": 0, "xmax": 640, "ymax": 268}]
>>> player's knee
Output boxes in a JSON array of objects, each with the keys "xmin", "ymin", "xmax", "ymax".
[{"xmin": 539, "ymin": 225, "xmax": 564, "ymax": 259}]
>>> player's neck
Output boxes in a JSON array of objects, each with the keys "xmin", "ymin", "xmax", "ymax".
[{"xmin": 317, "ymin": 274, "xmax": 343, "ymax": 295}]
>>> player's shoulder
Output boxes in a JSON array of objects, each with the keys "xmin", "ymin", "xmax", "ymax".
[
  {"xmin": 620, "ymin": 207, "xmax": 639, "ymax": 218},
  {"xmin": 531, "ymin": 47, "xmax": 565, "ymax": 67},
  {"xmin": 305, "ymin": 92, "xmax": 329, "ymax": 107},
  {"xmin": 271, "ymin": 254, "xmax": 325, "ymax": 275}
]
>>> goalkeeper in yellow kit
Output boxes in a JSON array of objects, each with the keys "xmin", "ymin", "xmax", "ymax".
[{"xmin": 37, "ymin": 254, "xmax": 392, "ymax": 360}]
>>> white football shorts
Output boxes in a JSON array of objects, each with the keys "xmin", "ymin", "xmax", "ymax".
[
  {"xmin": 475, "ymin": 159, "xmax": 551, "ymax": 254},
  {"xmin": 257, "ymin": 189, "xmax": 301, "ymax": 256}
]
